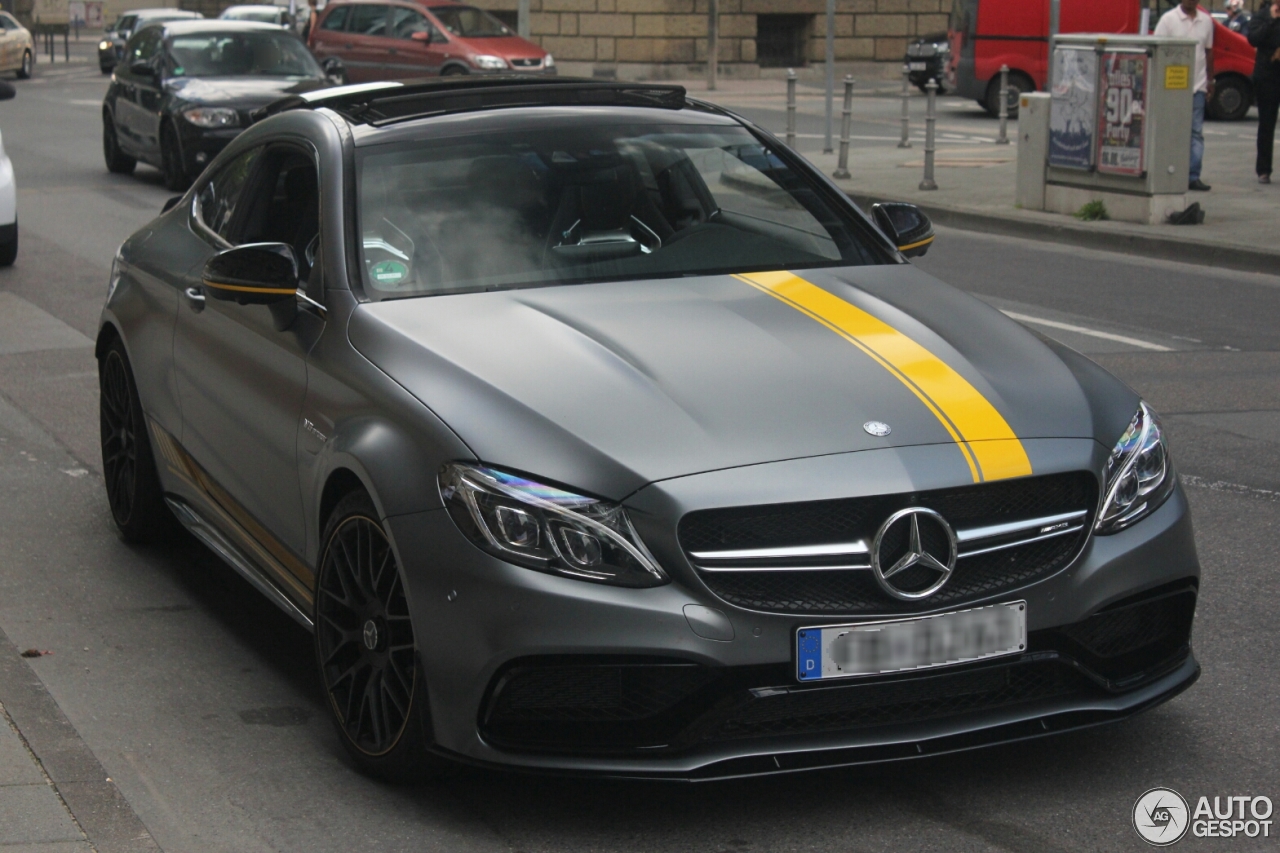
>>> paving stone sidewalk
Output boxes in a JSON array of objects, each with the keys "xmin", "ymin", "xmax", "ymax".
[{"xmin": 0, "ymin": 700, "xmax": 91, "ymax": 852}]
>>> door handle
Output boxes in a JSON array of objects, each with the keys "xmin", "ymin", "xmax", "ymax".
[{"xmin": 183, "ymin": 286, "xmax": 206, "ymax": 312}]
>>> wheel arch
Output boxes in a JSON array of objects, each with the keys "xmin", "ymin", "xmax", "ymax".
[
  {"xmin": 95, "ymin": 319, "xmax": 122, "ymax": 361},
  {"xmin": 440, "ymin": 60, "xmax": 470, "ymax": 75}
]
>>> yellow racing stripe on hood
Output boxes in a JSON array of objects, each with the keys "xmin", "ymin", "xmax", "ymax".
[{"xmin": 735, "ymin": 271, "xmax": 1032, "ymax": 483}]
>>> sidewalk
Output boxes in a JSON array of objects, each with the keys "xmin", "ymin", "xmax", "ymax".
[
  {"xmin": 680, "ymin": 75, "xmax": 1280, "ymax": 274},
  {"xmin": 0, "ymin": 700, "xmax": 90, "ymax": 852}
]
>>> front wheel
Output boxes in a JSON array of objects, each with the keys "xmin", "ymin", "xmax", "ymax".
[
  {"xmin": 314, "ymin": 491, "xmax": 446, "ymax": 782},
  {"xmin": 17, "ymin": 49, "xmax": 31, "ymax": 79},
  {"xmin": 160, "ymin": 124, "xmax": 190, "ymax": 192},
  {"xmin": 1207, "ymin": 76, "xmax": 1251, "ymax": 121},
  {"xmin": 103, "ymin": 113, "xmax": 137, "ymax": 174},
  {"xmin": 982, "ymin": 72, "xmax": 1032, "ymax": 118}
]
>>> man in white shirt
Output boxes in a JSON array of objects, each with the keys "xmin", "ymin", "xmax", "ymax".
[{"xmin": 1155, "ymin": 0, "xmax": 1215, "ymax": 190}]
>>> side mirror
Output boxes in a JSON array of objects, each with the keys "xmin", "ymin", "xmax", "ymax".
[
  {"xmin": 202, "ymin": 243, "xmax": 299, "ymax": 305},
  {"xmin": 410, "ymin": 29, "xmax": 430, "ymax": 42},
  {"xmin": 870, "ymin": 202, "xmax": 934, "ymax": 258},
  {"xmin": 321, "ymin": 56, "xmax": 346, "ymax": 85},
  {"xmin": 129, "ymin": 60, "xmax": 156, "ymax": 77}
]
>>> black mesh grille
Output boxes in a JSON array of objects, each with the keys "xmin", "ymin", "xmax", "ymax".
[
  {"xmin": 1046, "ymin": 585, "xmax": 1197, "ymax": 683},
  {"xmin": 680, "ymin": 472, "xmax": 1096, "ymax": 615}
]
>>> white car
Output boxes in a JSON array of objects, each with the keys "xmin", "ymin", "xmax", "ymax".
[
  {"xmin": 0, "ymin": 79, "xmax": 15, "ymax": 267},
  {"xmin": 218, "ymin": 5, "xmax": 292, "ymax": 26}
]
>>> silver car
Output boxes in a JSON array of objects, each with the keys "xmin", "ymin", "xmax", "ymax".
[{"xmin": 97, "ymin": 78, "xmax": 1199, "ymax": 780}]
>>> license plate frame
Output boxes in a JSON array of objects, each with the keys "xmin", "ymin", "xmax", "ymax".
[
  {"xmin": 908, "ymin": 61, "xmax": 928, "ymax": 71},
  {"xmin": 795, "ymin": 601, "xmax": 1027, "ymax": 683}
]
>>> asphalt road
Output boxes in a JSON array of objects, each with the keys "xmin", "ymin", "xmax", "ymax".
[{"xmin": 0, "ymin": 59, "xmax": 1278, "ymax": 853}]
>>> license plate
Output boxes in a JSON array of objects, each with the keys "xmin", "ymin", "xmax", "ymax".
[
  {"xmin": 908, "ymin": 61, "xmax": 928, "ymax": 71},
  {"xmin": 796, "ymin": 602, "xmax": 1026, "ymax": 682}
]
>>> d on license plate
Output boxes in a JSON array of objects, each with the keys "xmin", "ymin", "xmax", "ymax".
[
  {"xmin": 795, "ymin": 602, "xmax": 1026, "ymax": 682},
  {"xmin": 909, "ymin": 61, "xmax": 928, "ymax": 71}
]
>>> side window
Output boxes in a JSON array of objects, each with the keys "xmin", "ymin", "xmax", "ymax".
[
  {"xmin": 348, "ymin": 4, "xmax": 388, "ymax": 36},
  {"xmin": 238, "ymin": 148, "xmax": 321, "ymax": 275},
  {"xmin": 0, "ymin": 14, "xmax": 17, "ymax": 30},
  {"xmin": 125, "ymin": 29, "xmax": 161, "ymax": 65},
  {"xmin": 390, "ymin": 7, "xmax": 432, "ymax": 38},
  {"xmin": 319, "ymin": 6, "xmax": 350, "ymax": 30},
  {"xmin": 197, "ymin": 147, "xmax": 262, "ymax": 243}
]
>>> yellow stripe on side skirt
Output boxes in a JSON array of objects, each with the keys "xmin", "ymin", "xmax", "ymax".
[{"xmin": 735, "ymin": 270, "xmax": 1032, "ymax": 483}]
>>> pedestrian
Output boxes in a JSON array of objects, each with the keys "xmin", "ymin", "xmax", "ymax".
[
  {"xmin": 1155, "ymin": 0, "xmax": 1215, "ymax": 191},
  {"xmin": 1225, "ymin": 0, "xmax": 1250, "ymax": 34},
  {"xmin": 1249, "ymin": 0, "xmax": 1280, "ymax": 183},
  {"xmin": 299, "ymin": 0, "xmax": 319, "ymax": 41}
]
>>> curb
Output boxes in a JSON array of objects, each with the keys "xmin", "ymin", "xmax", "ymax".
[{"xmin": 846, "ymin": 191, "xmax": 1280, "ymax": 276}]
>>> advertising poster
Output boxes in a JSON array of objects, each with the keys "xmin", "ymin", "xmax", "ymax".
[
  {"xmin": 1097, "ymin": 51, "xmax": 1148, "ymax": 176},
  {"xmin": 1048, "ymin": 46, "xmax": 1098, "ymax": 170}
]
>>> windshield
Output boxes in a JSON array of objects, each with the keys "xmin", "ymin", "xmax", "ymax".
[
  {"xmin": 223, "ymin": 8, "xmax": 283, "ymax": 23},
  {"xmin": 356, "ymin": 122, "xmax": 884, "ymax": 300},
  {"xmin": 428, "ymin": 5, "xmax": 511, "ymax": 37},
  {"xmin": 168, "ymin": 31, "xmax": 322, "ymax": 77},
  {"xmin": 115, "ymin": 14, "xmax": 137, "ymax": 31}
]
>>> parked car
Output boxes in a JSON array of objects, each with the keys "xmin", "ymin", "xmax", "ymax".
[
  {"xmin": 220, "ymin": 4, "xmax": 293, "ymax": 27},
  {"xmin": 904, "ymin": 31, "xmax": 949, "ymax": 93},
  {"xmin": 0, "ymin": 79, "xmax": 16, "ymax": 266},
  {"xmin": 0, "ymin": 12, "xmax": 33, "ymax": 79},
  {"xmin": 309, "ymin": 0, "xmax": 552, "ymax": 83},
  {"xmin": 97, "ymin": 76, "xmax": 1200, "ymax": 781},
  {"xmin": 102, "ymin": 20, "xmax": 330, "ymax": 190},
  {"xmin": 99, "ymin": 8, "xmax": 202, "ymax": 74},
  {"xmin": 946, "ymin": 0, "xmax": 1256, "ymax": 119}
]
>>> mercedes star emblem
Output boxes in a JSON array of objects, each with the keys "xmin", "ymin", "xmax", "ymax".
[
  {"xmin": 870, "ymin": 507, "xmax": 959, "ymax": 600},
  {"xmin": 863, "ymin": 421, "xmax": 892, "ymax": 437}
]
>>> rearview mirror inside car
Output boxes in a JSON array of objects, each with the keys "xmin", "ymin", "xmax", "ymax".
[
  {"xmin": 202, "ymin": 243, "xmax": 299, "ymax": 305},
  {"xmin": 870, "ymin": 202, "xmax": 934, "ymax": 258}
]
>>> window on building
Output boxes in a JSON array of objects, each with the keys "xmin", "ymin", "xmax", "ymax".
[{"xmin": 756, "ymin": 14, "xmax": 811, "ymax": 67}]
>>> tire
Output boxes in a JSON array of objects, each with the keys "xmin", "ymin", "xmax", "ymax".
[
  {"xmin": 99, "ymin": 337, "xmax": 177, "ymax": 543},
  {"xmin": 1207, "ymin": 76, "xmax": 1251, "ymax": 121},
  {"xmin": 0, "ymin": 222, "xmax": 15, "ymax": 267},
  {"xmin": 100, "ymin": 63, "xmax": 113, "ymax": 75},
  {"xmin": 160, "ymin": 123, "xmax": 190, "ymax": 192},
  {"xmin": 17, "ymin": 49, "xmax": 31, "ymax": 80},
  {"xmin": 314, "ymin": 491, "xmax": 446, "ymax": 782},
  {"xmin": 982, "ymin": 71, "xmax": 1032, "ymax": 118},
  {"xmin": 441, "ymin": 65, "xmax": 468, "ymax": 76},
  {"xmin": 103, "ymin": 113, "xmax": 137, "ymax": 175}
]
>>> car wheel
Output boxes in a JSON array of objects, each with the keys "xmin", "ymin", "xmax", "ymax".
[
  {"xmin": 441, "ymin": 65, "xmax": 468, "ymax": 76},
  {"xmin": 314, "ymin": 490, "xmax": 446, "ymax": 782},
  {"xmin": 17, "ymin": 50, "xmax": 31, "ymax": 79},
  {"xmin": 982, "ymin": 71, "xmax": 1032, "ymax": 118},
  {"xmin": 1207, "ymin": 76, "xmax": 1250, "ymax": 121},
  {"xmin": 99, "ymin": 338, "xmax": 177, "ymax": 543},
  {"xmin": 103, "ymin": 113, "xmax": 137, "ymax": 175},
  {"xmin": 100, "ymin": 63, "xmax": 112, "ymax": 75},
  {"xmin": 0, "ymin": 221, "xmax": 15, "ymax": 267},
  {"xmin": 160, "ymin": 123, "xmax": 190, "ymax": 192}
]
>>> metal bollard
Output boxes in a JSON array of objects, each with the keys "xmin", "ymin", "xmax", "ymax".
[
  {"xmin": 996, "ymin": 64, "xmax": 1010, "ymax": 145},
  {"xmin": 833, "ymin": 75, "xmax": 854, "ymax": 179},
  {"xmin": 919, "ymin": 78, "xmax": 938, "ymax": 191},
  {"xmin": 898, "ymin": 64, "xmax": 912, "ymax": 149},
  {"xmin": 785, "ymin": 69, "xmax": 797, "ymax": 150}
]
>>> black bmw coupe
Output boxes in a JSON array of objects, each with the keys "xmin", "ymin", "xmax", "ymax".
[{"xmin": 103, "ymin": 20, "xmax": 334, "ymax": 191}]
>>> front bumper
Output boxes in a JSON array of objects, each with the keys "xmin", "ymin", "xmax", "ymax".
[
  {"xmin": 174, "ymin": 123, "xmax": 244, "ymax": 178},
  {"xmin": 389, "ymin": 440, "xmax": 1200, "ymax": 777},
  {"xmin": 905, "ymin": 54, "xmax": 948, "ymax": 91}
]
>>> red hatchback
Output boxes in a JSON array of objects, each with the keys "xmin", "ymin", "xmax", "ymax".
[{"xmin": 309, "ymin": 0, "xmax": 553, "ymax": 82}]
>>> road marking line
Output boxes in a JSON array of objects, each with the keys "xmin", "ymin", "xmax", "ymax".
[
  {"xmin": 1181, "ymin": 474, "xmax": 1280, "ymax": 502},
  {"xmin": 999, "ymin": 310, "xmax": 1172, "ymax": 351}
]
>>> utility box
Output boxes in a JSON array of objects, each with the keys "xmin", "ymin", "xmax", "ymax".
[{"xmin": 1016, "ymin": 34, "xmax": 1196, "ymax": 225}]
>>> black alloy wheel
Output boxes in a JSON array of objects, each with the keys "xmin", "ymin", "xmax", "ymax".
[
  {"xmin": 99, "ymin": 338, "xmax": 175, "ymax": 542},
  {"xmin": 160, "ymin": 123, "xmax": 189, "ymax": 191},
  {"xmin": 103, "ymin": 113, "xmax": 136, "ymax": 174},
  {"xmin": 315, "ymin": 491, "xmax": 441, "ymax": 780},
  {"xmin": 17, "ymin": 49, "xmax": 31, "ymax": 79}
]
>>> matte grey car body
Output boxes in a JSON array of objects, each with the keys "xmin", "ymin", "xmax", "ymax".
[{"xmin": 97, "ymin": 79, "xmax": 1199, "ymax": 779}]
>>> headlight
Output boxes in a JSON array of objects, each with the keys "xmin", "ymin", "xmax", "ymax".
[
  {"xmin": 439, "ymin": 462, "xmax": 668, "ymax": 588},
  {"xmin": 1095, "ymin": 402, "xmax": 1175, "ymax": 534},
  {"xmin": 182, "ymin": 107, "xmax": 240, "ymax": 129},
  {"xmin": 99, "ymin": 39, "xmax": 112, "ymax": 50},
  {"xmin": 106, "ymin": 249, "xmax": 124, "ymax": 302},
  {"xmin": 543, "ymin": 53, "xmax": 554, "ymax": 68},
  {"xmin": 472, "ymin": 54, "xmax": 508, "ymax": 70}
]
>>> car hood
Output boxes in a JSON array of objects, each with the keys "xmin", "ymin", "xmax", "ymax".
[
  {"xmin": 349, "ymin": 265, "xmax": 1136, "ymax": 500},
  {"xmin": 455, "ymin": 34, "xmax": 545, "ymax": 58},
  {"xmin": 165, "ymin": 75, "xmax": 327, "ymax": 106}
]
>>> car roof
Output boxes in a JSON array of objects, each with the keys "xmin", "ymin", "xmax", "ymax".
[
  {"xmin": 156, "ymin": 19, "xmax": 296, "ymax": 34},
  {"xmin": 133, "ymin": 8, "xmax": 201, "ymax": 18},
  {"xmin": 222, "ymin": 4, "xmax": 287, "ymax": 10}
]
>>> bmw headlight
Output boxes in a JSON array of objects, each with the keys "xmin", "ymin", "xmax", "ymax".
[
  {"xmin": 182, "ymin": 107, "xmax": 240, "ymax": 129},
  {"xmin": 472, "ymin": 54, "xmax": 508, "ymax": 70},
  {"xmin": 440, "ymin": 463, "xmax": 668, "ymax": 588},
  {"xmin": 99, "ymin": 39, "xmax": 112, "ymax": 50},
  {"xmin": 1096, "ymin": 402, "xmax": 1175, "ymax": 534}
]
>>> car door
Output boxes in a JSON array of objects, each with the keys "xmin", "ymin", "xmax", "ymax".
[
  {"xmin": 0, "ymin": 16, "xmax": 18, "ymax": 70},
  {"xmin": 112, "ymin": 29, "xmax": 162, "ymax": 156},
  {"xmin": 343, "ymin": 3, "xmax": 391, "ymax": 82},
  {"xmin": 308, "ymin": 4, "xmax": 351, "ymax": 67},
  {"xmin": 387, "ymin": 5, "xmax": 445, "ymax": 77},
  {"xmin": 173, "ymin": 144, "xmax": 322, "ymax": 571}
]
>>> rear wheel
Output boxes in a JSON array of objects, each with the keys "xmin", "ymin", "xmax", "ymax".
[
  {"xmin": 314, "ymin": 491, "xmax": 446, "ymax": 782},
  {"xmin": 982, "ymin": 71, "xmax": 1032, "ymax": 118},
  {"xmin": 160, "ymin": 123, "xmax": 189, "ymax": 192},
  {"xmin": 1207, "ymin": 76, "xmax": 1251, "ymax": 121},
  {"xmin": 17, "ymin": 49, "xmax": 31, "ymax": 79},
  {"xmin": 99, "ymin": 337, "xmax": 177, "ymax": 543},
  {"xmin": 103, "ymin": 113, "xmax": 136, "ymax": 174}
]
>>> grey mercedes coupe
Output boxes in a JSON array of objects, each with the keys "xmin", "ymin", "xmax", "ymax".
[{"xmin": 97, "ymin": 78, "xmax": 1199, "ymax": 780}]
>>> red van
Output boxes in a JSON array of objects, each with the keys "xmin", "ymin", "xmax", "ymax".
[
  {"xmin": 945, "ymin": 0, "xmax": 1255, "ymax": 120},
  {"xmin": 309, "ymin": 0, "xmax": 553, "ymax": 83}
]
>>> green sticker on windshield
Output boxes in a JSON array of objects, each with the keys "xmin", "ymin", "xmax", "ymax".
[{"xmin": 370, "ymin": 260, "xmax": 408, "ymax": 285}]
